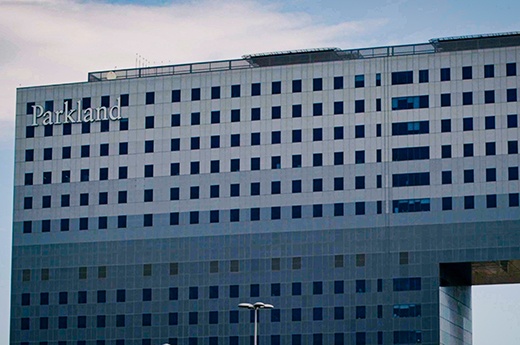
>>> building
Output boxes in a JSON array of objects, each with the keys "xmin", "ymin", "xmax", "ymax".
[{"xmin": 11, "ymin": 32, "xmax": 520, "ymax": 345}]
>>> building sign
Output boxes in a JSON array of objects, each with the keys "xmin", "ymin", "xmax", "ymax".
[{"xmin": 31, "ymin": 98, "xmax": 122, "ymax": 126}]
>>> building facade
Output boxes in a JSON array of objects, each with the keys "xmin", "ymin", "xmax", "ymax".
[{"xmin": 11, "ymin": 32, "xmax": 520, "ymax": 345}]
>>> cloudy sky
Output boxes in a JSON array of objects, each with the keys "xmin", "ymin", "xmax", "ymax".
[{"xmin": 1, "ymin": 0, "xmax": 520, "ymax": 343}]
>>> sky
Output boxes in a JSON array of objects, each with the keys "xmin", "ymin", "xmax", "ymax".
[{"xmin": 0, "ymin": 0, "xmax": 520, "ymax": 343}]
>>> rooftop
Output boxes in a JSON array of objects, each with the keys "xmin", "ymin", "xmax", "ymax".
[{"xmin": 88, "ymin": 31, "xmax": 520, "ymax": 82}]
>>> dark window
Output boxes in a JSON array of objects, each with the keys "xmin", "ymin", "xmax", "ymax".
[
  {"xmin": 272, "ymin": 156, "xmax": 281, "ymax": 169},
  {"xmin": 292, "ymin": 180, "xmax": 302, "ymax": 193},
  {"xmin": 355, "ymin": 202, "xmax": 365, "ymax": 215},
  {"xmin": 334, "ymin": 126, "xmax": 344, "ymax": 140},
  {"xmin": 251, "ymin": 83, "xmax": 261, "ymax": 96},
  {"xmin": 43, "ymin": 147, "xmax": 53, "ymax": 160},
  {"xmin": 463, "ymin": 92, "xmax": 473, "ymax": 105},
  {"xmin": 211, "ymin": 111, "xmax": 220, "ymax": 124},
  {"xmin": 251, "ymin": 132, "xmax": 260, "ymax": 145},
  {"xmin": 441, "ymin": 119, "xmax": 451, "ymax": 132},
  {"xmin": 392, "ymin": 172, "xmax": 430, "ymax": 187},
  {"xmin": 251, "ymin": 108, "xmax": 260, "ymax": 121},
  {"xmin": 462, "ymin": 66, "xmax": 472, "ymax": 79},
  {"xmin": 292, "ymin": 104, "xmax": 302, "ymax": 118},
  {"xmin": 190, "ymin": 211, "xmax": 199, "ymax": 224},
  {"xmin": 211, "ymin": 86, "xmax": 220, "ymax": 99},
  {"xmin": 355, "ymin": 125, "xmax": 365, "ymax": 138},
  {"xmin": 271, "ymin": 206, "xmax": 281, "ymax": 220},
  {"xmin": 170, "ymin": 163, "xmax": 180, "ymax": 176},
  {"xmin": 191, "ymin": 161, "xmax": 200, "ymax": 174},
  {"xmin": 334, "ymin": 203, "xmax": 344, "ymax": 216},
  {"xmin": 334, "ymin": 76, "xmax": 343, "ymax": 89},
  {"xmin": 251, "ymin": 157, "xmax": 260, "ymax": 170},
  {"xmin": 507, "ymin": 63, "xmax": 517, "ymax": 76},
  {"xmin": 485, "ymin": 90, "xmax": 495, "ymax": 104},
  {"xmin": 487, "ymin": 194, "xmax": 497, "ymax": 208},
  {"xmin": 120, "ymin": 94, "xmax": 129, "ymax": 106},
  {"xmin": 144, "ymin": 164, "xmax": 154, "ymax": 177},
  {"xmin": 271, "ymin": 181, "xmax": 281, "ymax": 194},
  {"xmin": 391, "ymin": 71, "xmax": 413, "ymax": 85},
  {"xmin": 292, "ymin": 129, "xmax": 303, "ymax": 144},
  {"xmin": 510, "ymin": 193, "xmax": 519, "ymax": 207},
  {"xmin": 191, "ymin": 136, "xmax": 200, "ymax": 149},
  {"xmin": 355, "ymin": 151, "xmax": 365, "ymax": 164},
  {"xmin": 333, "ymin": 101, "xmax": 344, "ymax": 114},
  {"xmin": 441, "ymin": 93, "xmax": 451, "ymax": 107},
  {"xmin": 510, "ymin": 167, "xmax": 519, "ymax": 180},
  {"xmin": 392, "ymin": 121, "xmax": 429, "ymax": 135},
  {"xmin": 25, "ymin": 126, "xmax": 34, "ymax": 138},
  {"xmin": 23, "ymin": 197, "xmax": 32, "ymax": 210},
  {"xmin": 419, "ymin": 69, "xmax": 429, "ymax": 83},
  {"xmin": 485, "ymin": 116, "xmax": 495, "ymax": 129},
  {"xmin": 171, "ymin": 114, "xmax": 180, "ymax": 126},
  {"xmin": 80, "ymin": 193, "xmax": 89, "ymax": 206},
  {"xmin": 24, "ymin": 173, "xmax": 33, "ymax": 186},
  {"xmin": 272, "ymin": 81, "xmax": 281, "ymax": 94},
  {"xmin": 464, "ymin": 169, "xmax": 474, "ymax": 183},
  {"xmin": 44, "ymin": 125, "xmax": 53, "ymax": 137},
  {"xmin": 334, "ymin": 152, "xmax": 343, "ymax": 165},
  {"xmin": 334, "ymin": 177, "xmax": 344, "ymax": 191},
  {"xmin": 355, "ymin": 176, "xmax": 365, "ymax": 189},
  {"xmin": 442, "ymin": 197, "xmax": 453, "ymax": 211},
  {"xmin": 210, "ymin": 135, "xmax": 220, "ymax": 149},
  {"xmin": 231, "ymin": 84, "xmax": 240, "ymax": 97},
  {"xmin": 484, "ymin": 64, "xmax": 494, "ymax": 78},
  {"xmin": 393, "ymin": 199, "xmax": 430, "ymax": 213},
  {"xmin": 376, "ymin": 73, "xmax": 382, "ymax": 86},
  {"xmin": 463, "ymin": 143, "xmax": 473, "ymax": 157},
  {"xmin": 118, "ymin": 216, "xmax": 127, "ymax": 228},
  {"xmin": 313, "ymin": 78, "xmax": 323, "ymax": 91},
  {"xmin": 440, "ymin": 68, "xmax": 450, "ymax": 81},
  {"xmin": 313, "ymin": 128, "xmax": 323, "ymax": 141},
  {"xmin": 355, "ymin": 306, "xmax": 365, "ymax": 319},
  {"xmin": 292, "ymin": 308, "xmax": 302, "ymax": 321},
  {"xmin": 98, "ymin": 217, "xmax": 107, "ymax": 229},
  {"xmin": 63, "ymin": 123, "xmax": 72, "ymax": 134},
  {"xmin": 393, "ymin": 277, "xmax": 421, "ymax": 291},
  {"xmin": 487, "ymin": 168, "xmax": 497, "ymax": 182},
  {"xmin": 355, "ymin": 100, "xmax": 365, "ymax": 113},
  {"xmin": 442, "ymin": 171, "xmax": 452, "ymax": 184},
  {"xmin": 118, "ymin": 191, "xmax": 127, "ymax": 204},
  {"xmin": 292, "ymin": 282, "xmax": 302, "ymax": 295},
  {"xmin": 251, "ymin": 284, "xmax": 260, "ymax": 297},
  {"xmin": 172, "ymin": 89, "xmax": 181, "ymax": 102},
  {"xmin": 25, "ymin": 149, "xmax": 34, "ymax": 162},
  {"xmin": 392, "ymin": 147, "xmax": 429, "ymax": 161},
  {"xmin": 508, "ymin": 89, "xmax": 518, "ymax": 102},
  {"xmin": 61, "ymin": 194, "xmax": 70, "ymax": 207},
  {"xmin": 441, "ymin": 145, "xmax": 452, "ymax": 158},
  {"xmin": 313, "ymin": 204, "xmax": 323, "ymax": 217},
  {"xmin": 355, "ymin": 74, "xmax": 365, "ymax": 87},
  {"xmin": 509, "ymin": 141, "xmax": 518, "ymax": 154},
  {"xmin": 190, "ymin": 186, "xmax": 200, "ymax": 199},
  {"xmin": 81, "ymin": 145, "xmax": 90, "ymax": 157},
  {"xmin": 313, "ymin": 103, "xmax": 323, "ymax": 116},
  {"xmin": 145, "ymin": 116, "xmax": 154, "ymax": 129},
  {"xmin": 230, "ymin": 109, "xmax": 240, "ymax": 122},
  {"xmin": 145, "ymin": 92, "xmax": 155, "ymax": 105},
  {"xmin": 313, "ymin": 153, "xmax": 323, "ymax": 166},
  {"xmin": 144, "ymin": 140, "xmax": 154, "ymax": 153},
  {"xmin": 292, "ymin": 79, "xmax": 302, "ymax": 92},
  {"xmin": 60, "ymin": 218, "xmax": 70, "ymax": 231},
  {"xmin": 271, "ymin": 106, "xmax": 281, "ymax": 119},
  {"xmin": 119, "ymin": 166, "xmax": 128, "ymax": 179},
  {"xmin": 42, "ymin": 195, "xmax": 51, "ymax": 208},
  {"xmin": 486, "ymin": 142, "xmax": 496, "ymax": 156},
  {"xmin": 392, "ymin": 95, "xmax": 429, "ymax": 110},
  {"xmin": 376, "ymin": 98, "xmax": 381, "ymax": 111}
]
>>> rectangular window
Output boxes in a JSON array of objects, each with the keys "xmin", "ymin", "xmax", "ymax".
[
  {"xmin": 487, "ymin": 194, "xmax": 497, "ymax": 208},
  {"xmin": 376, "ymin": 73, "xmax": 381, "ymax": 86},
  {"xmin": 485, "ymin": 90, "xmax": 495, "ymax": 104},
  {"xmin": 392, "ymin": 147, "xmax": 429, "ymax": 161},
  {"xmin": 392, "ymin": 121, "xmax": 429, "ymax": 135},
  {"xmin": 510, "ymin": 193, "xmax": 519, "ymax": 207},
  {"xmin": 272, "ymin": 106, "xmax": 281, "ymax": 119},
  {"xmin": 334, "ymin": 101, "xmax": 344, "ymax": 114},
  {"xmin": 271, "ymin": 81, "xmax": 281, "ymax": 94},
  {"xmin": 486, "ymin": 142, "xmax": 496, "ymax": 156},
  {"xmin": 465, "ymin": 196, "xmax": 475, "ymax": 210},
  {"xmin": 462, "ymin": 66, "xmax": 472, "ymax": 79},
  {"xmin": 509, "ymin": 141, "xmax": 519, "ymax": 154},
  {"xmin": 463, "ymin": 92, "xmax": 473, "ymax": 105},
  {"xmin": 355, "ymin": 202, "xmax": 365, "ymax": 215},
  {"xmin": 292, "ymin": 104, "xmax": 302, "ymax": 118},
  {"xmin": 392, "ymin": 95, "xmax": 428, "ymax": 110},
  {"xmin": 211, "ymin": 86, "xmax": 220, "ymax": 99},
  {"xmin": 441, "ymin": 145, "xmax": 452, "ymax": 158},
  {"xmin": 171, "ymin": 89, "xmax": 181, "ymax": 102},
  {"xmin": 313, "ymin": 103, "xmax": 323, "ymax": 116},
  {"xmin": 392, "ymin": 172, "xmax": 430, "ymax": 187},
  {"xmin": 507, "ymin": 89, "xmax": 518, "ymax": 102},
  {"xmin": 393, "ymin": 277, "xmax": 421, "ymax": 291},
  {"xmin": 419, "ymin": 69, "xmax": 428, "ymax": 83},
  {"xmin": 510, "ymin": 167, "xmax": 519, "ymax": 180},
  {"xmin": 464, "ymin": 169, "xmax": 474, "ymax": 183},
  {"xmin": 441, "ymin": 93, "xmax": 451, "ymax": 107},
  {"xmin": 313, "ymin": 78, "xmax": 323, "ymax": 91},
  {"xmin": 251, "ymin": 83, "xmax": 261, "ymax": 96},
  {"xmin": 442, "ymin": 197, "xmax": 453, "ymax": 211},
  {"xmin": 313, "ymin": 128, "xmax": 323, "ymax": 141},
  {"xmin": 191, "ymin": 112, "xmax": 201, "ymax": 125},
  {"xmin": 507, "ymin": 62, "xmax": 517, "ymax": 76},
  {"xmin": 334, "ymin": 76, "xmax": 343, "ymax": 89},
  {"xmin": 441, "ymin": 119, "xmax": 451, "ymax": 132},
  {"xmin": 392, "ymin": 199, "xmax": 430, "ymax": 213},
  {"xmin": 442, "ymin": 171, "xmax": 452, "ymax": 184},
  {"xmin": 355, "ymin": 74, "xmax": 365, "ymax": 87},
  {"xmin": 463, "ymin": 143, "xmax": 473, "ymax": 157},
  {"xmin": 293, "ymin": 79, "xmax": 302, "ymax": 92},
  {"xmin": 355, "ymin": 125, "xmax": 365, "ymax": 138},
  {"xmin": 484, "ymin": 64, "xmax": 495, "ymax": 78},
  {"xmin": 313, "ymin": 153, "xmax": 323, "ymax": 166},
  {"xmin": 355, "ymin": 100, "xmax": 365, "ymax": 113},
  {"xmin": 391, "ymin": 71, "xmax": 413, "ymax": 85},
  {"xmin": 485, "ymin": 116, "xmax": 495, "ymax": 129},
  {"xmin": 440, "ymin": 68, "xmax": 450, "ymax": 81},
  {"xmin": 171, "ymin": 114, "xmax": 180, "ymax": 126}
]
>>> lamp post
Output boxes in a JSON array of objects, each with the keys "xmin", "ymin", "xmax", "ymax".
[{"xmin": 238, "ymin": 301, "xmax": 274, "ymax": 345}]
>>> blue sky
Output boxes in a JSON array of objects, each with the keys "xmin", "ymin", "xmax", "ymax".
[{"xmin": 1, "ymin": 0, "xmax": 520, "ymax": 343}]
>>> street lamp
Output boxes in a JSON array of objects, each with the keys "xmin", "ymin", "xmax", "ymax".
[{"xmin": 238, "ymin": 302, "xmax": 274, "ymax": 345}]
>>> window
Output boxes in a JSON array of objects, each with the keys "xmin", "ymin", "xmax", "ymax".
[
  {"xmin": 190, "ymin": 211, "xmax": 199, "ymax": 224},
  {"xmin": 271, "ymin": 106, "xmax": 282, "ymax": 119},
  {"xmin": 484, "ymin": 116, "xmax": 495, "ymax": 130},
  {"xmin": 171, "ymin": 89, "xmax": 181, "ymax": 102},
  {"xmin": 355, "ymin": 202, "xmax": 365, "ymax": 215},
  {"xmin": 25, "ymin": 149, "xmax": 34, "ymax": 162},
  {"xmin": 292, "ymin": 308, "xmax": 302, "ymax": 321},
  {"xmin": 190, "ymin": 88, "xmax": 201, "ymax": 101},
  {"xmin": 440, "ymin": 68, "xmax": 450, "ymax": 81},
  {"xmin": 292, "ymin": 104, "xmax": 302, "ymax": 118},
  {"xmin": 508, "ymin": 89, "xmax": 518, "ymax": 102},
  {"xmin": 355, "ymin": 176, "xmax": 365, "ymax": 190},
  {"xmin": 191, "ymin": 161, "xmax": 200, "ymax": 174},
  {"xmin": 250, "ymin": 284, "xmax": 260, "ymax": 297},
  {"xmin": 355, "ymin": 150, "xmax": 365, "ymax": 164},
  {"xmin": 355, "ymin": 125, "xmax": 365, "ymax": 138},
  {"xmin": 393, "ymin": 277, "xmax": 421, "ymax": 291},
  {"xmin": 334, "ymin": 152, "xmax": 344, "ymax": 165},
  {"xmin": 231, "ymin": 84, "xmax": 240, "ymax": 97},
  {"xmin": 60, "ymin": 218, "xmax": 70, "ymax": 231},
  {"xmin": 419, "ymin": 69, "xmax": 428, "ymax": 83},
  {"xmin": 271, "ymin": 181, "xmax": 281, "ymax": 194},
  {"xmin": 98, "ymin": 217, "xmax": 107, "ymax": 229},
  {"xmin": 442, "ymin": 171, "xmax": 452, "ymax": 185},
  {"xmin": 442, "ymin": 197, "xmax": 453, "ymax": 211},
  {"xmin": 251, "ymin": 83, "xmax": 261, "ymax": 96},
  {"xmin": 292, "ymin": 282, "xmax": 302, "ymax": 295},
  {"xmin": 171, "ymin": 114, "xmax": 180, "ymax": 126},
  {"xmin": 251, "ymin": 107, "xmax": 260, "ymax": 121},
  {"xmin": 392, "ymin": 173, "xmax": 430, "ymax": 187},
  {"xmin": 44, "ymin": 125, "xmax": 53, "ymax": 137},
  {"xmin": 510, "ymin": 193, "xmax": 519, "ymax": 207},
  {"xmin": 392, "ymin": 121, "xmax": 429, "ymax": 135},
  {"xmin": 392, "ymin": 95, "xmax": 428, "ymax": 110},
  {"xmin": 80, "ymin": 193, "xmax": 89, "ymax": 206},
  {"xmin": 334, "ymin": 76, "xmax": 343, "ymax": 89},
  {"xmin": 271, "ymin": 206, "xmax": 281, "ymax": 220},
  {"xmin": 42, "ymin": 195, "xmax": 51, "ymax": 208},
  {"xmin": 376, "ymin": 98, "xmax": 381, "ymax": 111},
  {"xmin": 211, "ymin": 110, "xmax": 220, "ymax": 124},
  {"xmin": 462, "ymin": 66, "xmax": 472, "ymax": 79},
  {"xmin": 24, "ymin": 173, "xmax": 33, "ymax": 186},
  {"xmin": 145, "ymin": 92, "xmax": 155, "ymax": 105},
  {"xmin": 42, "ymin": 171, "xmax": 52, "ymax": 185},
  {"xmin": 230, "ymin": 184, "xmax": 239, "ymax": 197},
  {"xmin": 272, "ymin": 156, "xmax": 281, "ymax": 169},
  {"xmin": 464, "ymin": 169, "xmax": 474, "ymax": 183},
  {"xmin": 391, "ymin": 71, "xmax": 413, "ymax": 85},
  {"xmin": 292, "ymin": 79, "xmax": 302, "ymax": 92},
  {"xmin": 292, "ymin": 180, "xmax": 302, "ymax": 193},
  {"xmin": 271, "ymin": 131, "xmax": 281, "ymax": 144},
  {"xmin": 120, "ymin": 93, "xmax": 129, "ymax": 107},
  {"xmin": 44, "ymin": 147, "xmax": 53, "ymax": 160},
  {"xmin": 393, "ymin": 199, "xmax": 430, "ymax": 213},
  {"xmin": 169, "ymin": 163, "xmax": 180, "ymax": 176},
  {"xmin": 272, "ymin": 81, "xmax": 281, "ymax": 94},
  {"xmin": 509, "ymin": 140, "xmax": 519, "ymax": 154},
  {"xmin": 211, "ymin": 86, "xmax": 220, "ymax": 99},
  {"xmin": 486, "ymin": 168, "xmax": 497, "ymax": 183},
  {"xmin": 463, "ymin": 143, "xmax": 473, "ymax": 157},
  {"xmin": 441, "ymin": 119, "xmax": 451, "ymax": 133},
  {"xmin": 191, "ymin": 112, "xmax": 201, "ymax": 125},
  {"xmin": 484, "ymin": 64, "xmax": 495, "ymax": 78},
  {"xmin": 355, "ymin": 74, "xmax": 365, "ymax": 87},
  {"xmin": 25, "ymin": 126, "xmax": 34, "ymax": 138},
  {"xmin": 334, "ymin": 126, "xmax": 344, "ymax": 140},
  {"xmin": 334, "ymin": 177, "xmax": 344, "ymax": 191},
  {"xmin": 485, "ymin": 90, "xmax": 495, "ymax": 104},
  {"xmin": 355, "ymin": 100, "xmax": 365, "ymax": 113},
  {"xmin": 509, "ymin": 167, "xmax": 519, "ymax": 180},
  {"xmin": 251, "ymin": 157, "xmax": 260, "ymax": 170},
  {"xmin": 376, "ymin": 73, "xmax": 382, "ymax": 86},
  {"xmin": 313, "ymin": 78, "xmax": 323, "ymax": 91},
  {"xmin": 251, "ymin": 132, "xmax": 260, "ymax": 145},
  {"xmin": 144, "ymin": 164, "xmax": 153, "ymax": 177},
  {"xmin": 313, "ymin": 103, "xmax": 323, "ymax": 116},
  {"xmin": 334, "ymin": 101, "xmax": 344, "ymax": 114},
  {"xmin": 441, "ymin": 93, "xmax": 451, "ymax": 107},
  {"xmin": 356, "ymin": 280, "xmax": 366, "ymax": 293},
  {"xmin": 145, "ymin": 115, "xmax": 154, "ymax": 129},
  {"xmin": 144, "ymin": 140, "xmax": 154, "ymax": 153},
  {"xmin": 313, "ymin": 153, "xmax": 323, "ymax": 166},
  {"xmin": 355, "ymin": 306, "xmax": 365, "ymax": 319},
  {"xmin": 486, "ymin": 142, "xmax": 496, "ymax": 156},
  {"xmin": 23, "ymin": 197, "xmax": 32, "ymax": 210},
  {"xmin": 441, "ymin": 145, "xmax": 452, "ymax": 158},
  {"xmin": 507, "ymin": 62, "xmax": 517, "ymax": 76},
  {"xmin": 230, "ymin": 109, "xmax": 240, "ymax": 122},
  {"xmin": 462, "ymin": 92, "xmax": 473, "ymax": 105},
  {"xmin": 313, "ymin": 128, "xmax": 323, "ymax": 141},
  {"xmin": 209, "ymin": 185, "xmax": 219, "ymax": 198}
]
